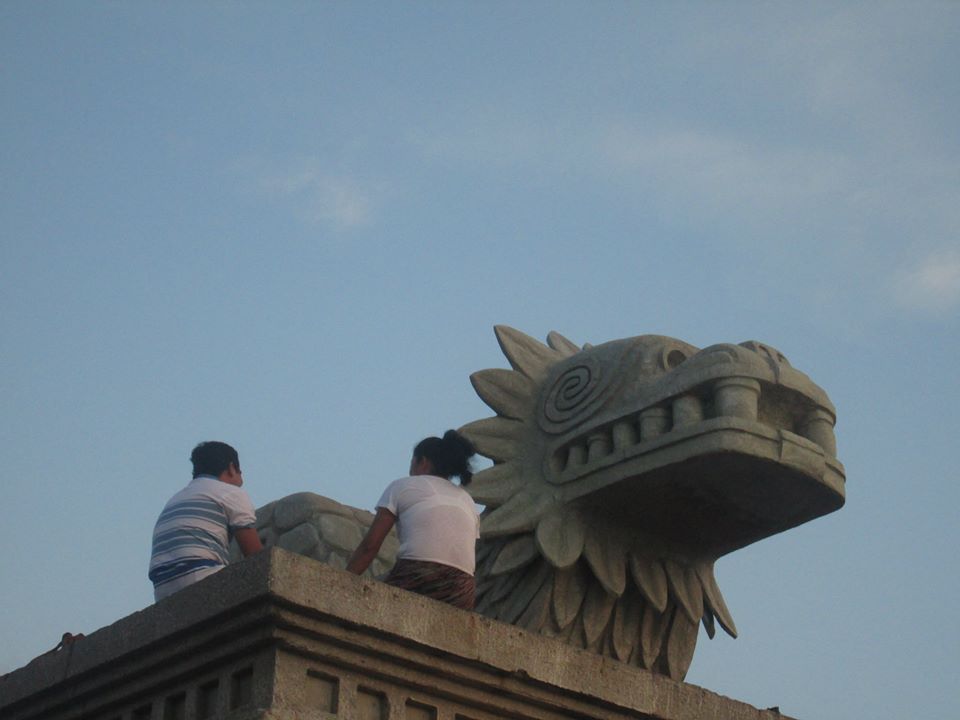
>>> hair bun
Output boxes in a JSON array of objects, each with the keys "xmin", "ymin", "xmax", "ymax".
[
  {"xmin": 414, "ymin": 430, "xmax": 476, "ymax": 485},
  {"xmin": 442, "ymin": 429, "xmax": 475, "ymax": 457}
]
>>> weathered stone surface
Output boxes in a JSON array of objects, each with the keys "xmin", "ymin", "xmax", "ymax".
[
  {"xmin": 0, "ymin": 550, "xmax": 797, "ymax": 720},
  {"xmin": 255, "ymin": 500, "xmax": 275, "ymax": 526},
  {"xmin": 351, "ymin": 507, "xmax": 375, "ymax": 524},
  {"xmin": 315, "ymin": 513, "xmax": 364, "ymax": 552},
  {"xmin": 311, "ymin": 543, "xmax": 330, "ymax": 562},
  {"xmin": 257, "ymin": 525, "xmax": 277, "ymax": 548},
  {"xmin": 377, "ymin": 530, "xmax": 399, "ymax": 559},
  {"xmin": 275, "ymin": 522, "xmax": 319, "ymax": 555},
  {"xmin": 274, "ymin": 492, "xmax": 355, "ymax": 531},
  {"xmin": 325, "ymin": 552, "xmax": 347, "ymax": 570},
  {"xmin": 254, "ymin": 490, "xmax": 399, "ymax": 577}
]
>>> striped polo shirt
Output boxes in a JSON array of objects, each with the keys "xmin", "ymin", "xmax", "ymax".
[{"xmin": 149, "ymin": 475, "xmax": 257, "ymax": 590}]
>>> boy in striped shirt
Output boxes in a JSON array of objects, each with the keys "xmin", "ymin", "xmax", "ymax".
[{"xmin": 149, "ymin": 441, "xmax": 263, "ymax": 601}]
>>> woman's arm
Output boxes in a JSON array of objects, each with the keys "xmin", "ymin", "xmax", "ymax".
[{"xmin": 346, "ymin": 507, "xmax": 397, "ymax": 575}]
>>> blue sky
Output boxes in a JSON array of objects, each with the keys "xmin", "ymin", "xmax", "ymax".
[{"xmin": 2, "ymin": 3, "xmax": 958, "ymax": 718}]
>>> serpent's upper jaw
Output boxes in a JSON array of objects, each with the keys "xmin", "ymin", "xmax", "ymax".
[{"xmin": 536, "ymin": 338, "xmax": 845, "ymax": 557}]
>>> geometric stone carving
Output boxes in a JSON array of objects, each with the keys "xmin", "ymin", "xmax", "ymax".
[{"xmin": 460, "ymin": 326, "xmax": 845, "ymax": 681}]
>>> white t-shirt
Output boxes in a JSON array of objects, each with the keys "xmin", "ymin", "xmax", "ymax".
[{"xmin": 376, "ymin": 475, "xmax": 480, "ymax": 575}]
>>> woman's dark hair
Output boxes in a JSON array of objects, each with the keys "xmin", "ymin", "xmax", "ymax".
[
  {"xmin": 414, "ymin": 430, "xmax": 476, "ymax": 485},
  {"xmin": 190, "ymin": 441, "xmax": 240, "ymax": 479}
]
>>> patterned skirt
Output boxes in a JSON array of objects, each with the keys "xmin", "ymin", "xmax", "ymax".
[{"xmin": 384, "ymin": 559, "xmax": 476, "ymax": 610}]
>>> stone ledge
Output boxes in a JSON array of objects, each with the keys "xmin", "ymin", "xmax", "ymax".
[{"xmin": 1, "ymin": 549, "xmax": 794, "ymax": 720}]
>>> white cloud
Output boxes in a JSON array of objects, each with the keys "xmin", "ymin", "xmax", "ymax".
[
  {"xmin": 408, "ymin": 101, "xmax": 867, "ymax": 228},
  {"xmin": 593, "ymin": 123, "xmax": 853, "ymax": 215},
  {"xmin": 262, "ymin": 169, "xmax": 320, "ymax": 195},
  {"xmin": 895, "ymin": 250, "xmax": 960, "ymax": 312},
  {"xmin": 306, "ymin": 177, "xmax": 373, "ymax": 230},
  {"xmin": 257, "ymin": 162, "xmax": 376, "ymax": 230}
]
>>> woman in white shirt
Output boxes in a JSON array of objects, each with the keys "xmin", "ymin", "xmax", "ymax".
[{"xmin": 347, "ymin": 430, "xmax": 480, "ymax": 609}]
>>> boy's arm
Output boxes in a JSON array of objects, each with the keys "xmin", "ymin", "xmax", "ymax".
[{"xmin": 235, "ymin": 527, "xmax": 263, "ymax": 556}]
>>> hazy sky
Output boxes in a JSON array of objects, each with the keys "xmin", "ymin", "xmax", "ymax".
[{"xmin": 2, "ymin": 3, "xmax": 958, "ymax": 718}]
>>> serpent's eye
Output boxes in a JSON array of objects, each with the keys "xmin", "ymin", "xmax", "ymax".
[{"xmin": 663, "ymin": 348, "xmax": 688, "ymax": 370}]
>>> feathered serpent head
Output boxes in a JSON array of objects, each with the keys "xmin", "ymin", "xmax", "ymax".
[{"xmin": 462, "ymin": 326, "xmax": 843, "ymax": 559}]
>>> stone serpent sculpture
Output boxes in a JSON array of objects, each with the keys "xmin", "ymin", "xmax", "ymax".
[{"xmin": 238, "ymin": 326, "xmax": 845, "ymax": 681}]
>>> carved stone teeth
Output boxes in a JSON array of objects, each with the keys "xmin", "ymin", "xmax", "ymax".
[
  {"xmin": 639, "ymin": 407, "xmax": 670, "ymax": 440},
  {"xmin": 587, "ymin": 432, "xmax": 612, "ymax": 462},
  {"xmin": 713, "ymin": 377, "xmax": 761, "ymax": 421},
  {"xmin": 671, "ymin": 395, "xmax": 703, "ymax": 427},
  {"xmin": 798, "ymin": 408, "xmax": 837, "ymax": 457},
  {"xmin": 566, "ymin": 443, "xmax": 587, "ymax": 468},
  {"xmin": 612, "ymin": 420, "xmax": 637, "ymax": 450},
  {"xmin": 563, "ymin": 379, "xmax": 792, "ymax": 469}
]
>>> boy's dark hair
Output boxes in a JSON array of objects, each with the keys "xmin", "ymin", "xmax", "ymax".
[
  {"xmin": 413, "ymin": 429, "xmax": 476, "ymax": 485},
  {"xmin": 190, "ymin": 441, "xmax": 240, "ymax": 479}
]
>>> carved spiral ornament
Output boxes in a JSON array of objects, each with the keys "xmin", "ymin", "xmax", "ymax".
[{"xmin": 541, "ymin": 359, "xmax": 609, "ymax": 432}]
